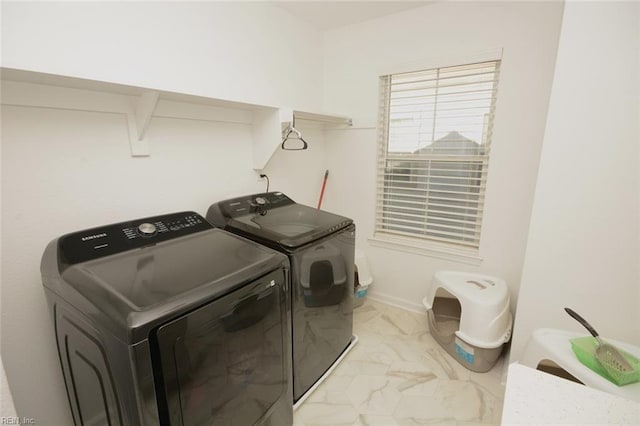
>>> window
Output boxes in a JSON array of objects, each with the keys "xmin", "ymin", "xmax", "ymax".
[{"xmin": 375, "ymin": 60, "xmax": 501, "ymax": 250}]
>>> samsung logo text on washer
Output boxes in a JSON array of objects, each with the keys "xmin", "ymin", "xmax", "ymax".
[{"xmin": 82, "ymin": 233, "xmax": 107, "ymax": 241}]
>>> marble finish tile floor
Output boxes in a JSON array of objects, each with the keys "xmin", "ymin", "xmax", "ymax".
[{"xmin": 293, "ymin": 299, "xmax": 507, "ymax": 425}]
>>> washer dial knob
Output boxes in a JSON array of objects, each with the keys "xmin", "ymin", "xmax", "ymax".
[
  {"xmin": 255, "ymin": 197, "xmax": 267, "ymax": 205},
  {"xmin": 138, "ymin": 223, "xmax": 157, "ymax": 236}
]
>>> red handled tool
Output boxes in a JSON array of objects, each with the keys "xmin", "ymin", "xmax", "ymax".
[{"xmin": 317, "ymin": 170, "xmax": 329, "ymax": 209}]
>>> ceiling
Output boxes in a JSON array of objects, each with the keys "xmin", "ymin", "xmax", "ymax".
[{"xmin": 272, "ymin": 1, "xmax": 434, "ymax": 31}]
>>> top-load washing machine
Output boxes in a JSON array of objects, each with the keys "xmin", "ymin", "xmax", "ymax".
[
  {"xmin": 41, "ymin": 211, "xmax": 292, "ymax": 425},
  {"xmin": 206, "ymin": 192, "xmax": 355, "ymax": 403}
]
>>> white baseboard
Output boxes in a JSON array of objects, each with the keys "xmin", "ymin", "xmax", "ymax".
[{"xmin": 367, "ymin": 290, "xmax": 427, "ymax": 315}]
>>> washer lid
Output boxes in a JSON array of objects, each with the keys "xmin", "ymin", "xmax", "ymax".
[{"xmin": 208, "ymin": 192, "xmax": 352, "ymax": 249}]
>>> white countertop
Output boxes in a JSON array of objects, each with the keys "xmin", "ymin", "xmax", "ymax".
[{"xmin": 502, "ymin": 363, "xmax": 640, "ymax": 425}]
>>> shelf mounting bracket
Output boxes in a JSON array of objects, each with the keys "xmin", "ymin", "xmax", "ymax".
[{"xmin": 127, "ymin": 91, "xmax": 159, "ymax": 157}]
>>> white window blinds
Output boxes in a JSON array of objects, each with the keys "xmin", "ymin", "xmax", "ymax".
[{"xmin": 375, "ymin": 60, "xmax": 501, "ymax": 249}]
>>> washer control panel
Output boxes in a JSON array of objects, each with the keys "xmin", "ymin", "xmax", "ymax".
[
  {"xmin": 59, "ymin": 212, "xmax": 212, "ymax": 266},
  {"xmin": 137, "ymin": 222, "xmax": 157, "ymax": 236},
  {"xmin": 217, "ymin": 192, "xmax": 294, "ymax": 218}
]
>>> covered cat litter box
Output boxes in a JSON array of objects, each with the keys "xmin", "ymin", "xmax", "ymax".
[{"xmin": 423, "ymin": 271, "xmax": 512, "ymax": 372}]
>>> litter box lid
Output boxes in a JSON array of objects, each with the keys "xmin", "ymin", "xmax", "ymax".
[{"xmin": 427, "ymin": 271, "xmax": 512, "ymax": 349}]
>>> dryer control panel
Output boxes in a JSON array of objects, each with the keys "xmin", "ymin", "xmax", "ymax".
[{"xmin": 58, "ymin": 212, "xmax": 212, "ymax": 266}]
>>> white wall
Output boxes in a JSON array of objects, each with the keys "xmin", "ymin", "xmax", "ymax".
[
  {"xmin": 1, "ymin": 1, "xmax": 323, "ymax": 111},
  {"xmin": 1, "ymin": 3, "xmax": 329, "ymax": 423},
  {"xmin": 321, "ymin": 1, "xmax": 564, "ymax": 311},
  {"xmin": 0, "ymin": 3, "xmax": 12, "ymax": 413},
  {"xmin": 263, "ymin": 123, "xmax": 331, "ymax": 208},
  {"xmin": 510, "ymin": 1, "xmax": 640, "ymax": 361},
  {"xmin": 0, "ymin": 362, "xmax": 16, "ymax": 418}
]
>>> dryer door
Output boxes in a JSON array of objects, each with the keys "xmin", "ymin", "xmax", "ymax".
[{"xmin": 152, "ymin": 268, "xmax": 290, "ymax": 426}]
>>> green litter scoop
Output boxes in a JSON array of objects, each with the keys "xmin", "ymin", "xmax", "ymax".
[{"xmin": 565, "ymin": 307, "xmax": 640, "ymax": 386}]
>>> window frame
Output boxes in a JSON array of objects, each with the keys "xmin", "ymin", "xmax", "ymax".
[{"xmin": 373, "ymin": 58, "xmax": 502, "ymax": 261}]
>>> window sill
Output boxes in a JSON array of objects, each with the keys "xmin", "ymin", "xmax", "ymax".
[{"xmin": 368, "ymin": 234, "xmax": 483, "ymax": 266}]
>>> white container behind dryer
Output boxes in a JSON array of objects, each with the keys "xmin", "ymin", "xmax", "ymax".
[{"xmin": 353, "ymin": 249, "xmax": 373, "ymax": 308}]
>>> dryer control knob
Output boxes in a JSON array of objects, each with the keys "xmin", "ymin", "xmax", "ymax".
[
  {"xmin": 255, "ymin": 197, "xmax": 267, "ymax": 205},
  {"xmin": 138, "ymin": 223, "xmax": 157, "ymax": 236}
]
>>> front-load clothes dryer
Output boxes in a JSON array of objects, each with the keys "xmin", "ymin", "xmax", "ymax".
[
  {"xmin": 206, "ymin": 192, "xmax": 355, "ymax": 403},
  {"xmin": 41, "ymin": 211, "xmax": 292, "ymax": 426}
]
